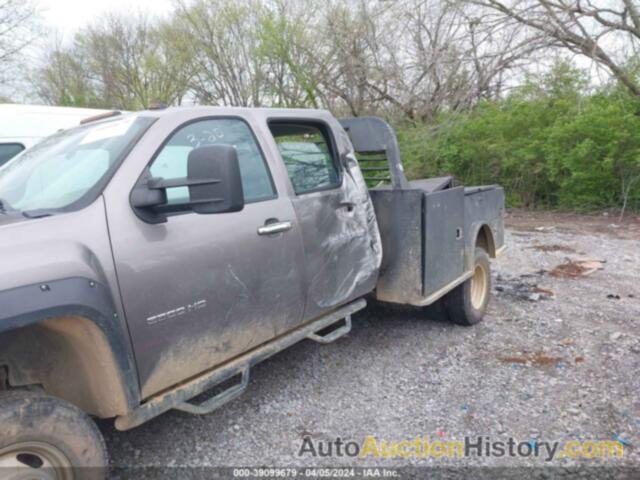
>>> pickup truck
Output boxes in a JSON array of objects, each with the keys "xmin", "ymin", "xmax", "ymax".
[{"xmin": 0, "ymin": 107, "xmax": 504, "ymax": 477}]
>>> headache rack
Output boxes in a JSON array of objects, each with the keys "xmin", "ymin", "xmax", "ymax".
[
  {"xmin": 356, "ymin": 151, "xmax": 392, "ymax": 186},
  {"xmin": 339, "ymin": 117, "xmax": 410, "ymax": 190}
]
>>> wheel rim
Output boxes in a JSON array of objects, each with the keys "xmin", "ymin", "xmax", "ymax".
[
  {"xmin": 0, "ymin": 442, "xmax": 74, "ymax": 480},
  {"xmin": 470, "ymin": 262, "xmax": 488, "ymax": 310}
]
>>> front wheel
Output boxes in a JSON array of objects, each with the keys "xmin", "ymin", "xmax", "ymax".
[
  {"xmin": 0, "ymin": 389, "xmax": 107, "ymax": 480},
  {"xmin": 444, "ymin": 247, "xmax": 491, "ymax": 326}
]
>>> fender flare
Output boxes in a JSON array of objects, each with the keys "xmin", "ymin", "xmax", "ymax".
[
  {"xmin": 0, "ymin": 277, "xmax": 139, "ymax": 417},
  {"xmin": 466, "ymin": 222, "xmax": 497, "ymax": 270}
]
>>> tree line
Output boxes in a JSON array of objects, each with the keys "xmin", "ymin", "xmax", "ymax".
[{"xmin": 1, "ymin": 0, "xmax": 639, "ymax": 213}]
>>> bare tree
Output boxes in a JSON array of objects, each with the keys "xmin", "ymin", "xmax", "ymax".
[
  {"xmin": 314, "ymin": 0, "xmax": 543, "ymax": 120},
  {"xmin": 80, "ymin": 14, "xmax": 193, "ymax": 108},
  {"xmin": 469, "ymin": 0, "xmax": 640, "ymax": 96},
  {"xmin": 173, "ymin": 0, "xmax": 270, "ymax": 106},
  {"xmin": 255, "ymin": 0, "xmax": 328, "ymax": 108},
  {"xmin": 35, "ymin": 41, "xmax": 99, "ymax": 107},
  {"xmin": 0, "ymin": 0, "xmax": 38, "ymax": 87},
  {"xmin": 33, "ymin": 0, "xmax": 546, "ymax": 116},
  {"xmin": 36, "ymin": 14, "xmax": 192, "ymax": 109}
]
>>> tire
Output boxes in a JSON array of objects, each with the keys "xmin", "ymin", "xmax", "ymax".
[
  {"xmin": 0, "ymin": 389, "xmax": 107, "ymax": 480},
  {"xmin": 444, "ymin": 247, "xmax": 491, "ymax": 326}
]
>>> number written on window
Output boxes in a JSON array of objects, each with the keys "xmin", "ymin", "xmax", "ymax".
[{"xmin": 150, "ymin": 119, "xmax": 275, "ymax": 205}]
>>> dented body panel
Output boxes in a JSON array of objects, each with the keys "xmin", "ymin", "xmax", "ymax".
[{"xmin": 0, "ymin": 107, "xmax": 503, "ymax": 426}]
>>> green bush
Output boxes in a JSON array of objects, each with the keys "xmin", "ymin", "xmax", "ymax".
[{"xmin": 395, "ymin": 63, "xmax": 640, "ymax": 213}]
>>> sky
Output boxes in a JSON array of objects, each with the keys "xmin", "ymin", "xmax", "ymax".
[{"xmin": 37, "ymin": 0, "xmax": 174, "ymax": 41}]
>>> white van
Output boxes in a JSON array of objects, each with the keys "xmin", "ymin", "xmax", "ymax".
[{"xmin": 0, "ymin": 104, "xmax": 110, "ymax": 166}]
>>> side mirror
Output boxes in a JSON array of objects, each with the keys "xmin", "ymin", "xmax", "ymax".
[{"xmin": 131, "ymin": 144, "xmax": 244, "ymax": 224}]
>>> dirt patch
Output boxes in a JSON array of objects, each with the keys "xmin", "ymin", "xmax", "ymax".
[
  {"xmin": 530, "ymin": 244, "xmax": 576, "ymax": 253},
  {"xmin": 498, "ymin": 352, "xmax": 563, "ymax": 366},
  {"xmin": 550, "ymin": 261, "xmax": 589, "ymax": 278},
  {"xmin": 549, "ymin": 259, "xmax": 604, "ymax": 278}
]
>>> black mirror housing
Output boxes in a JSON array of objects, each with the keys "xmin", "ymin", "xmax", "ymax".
[
  {"xmin": 188, "ymin": 144, "xmax": 244, "ymax": 214},
  {"xmin": 130, "ymin": 178, "xmax": 167, "ymax": 209},
  {"xmin": 131, "ymin": 144, "xmax": 245, "ymax": 224}
]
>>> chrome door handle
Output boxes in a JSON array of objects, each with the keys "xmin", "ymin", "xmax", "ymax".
[{"xmin": 257, "ymin": 221, "xmax": 292, "ymax": 235}]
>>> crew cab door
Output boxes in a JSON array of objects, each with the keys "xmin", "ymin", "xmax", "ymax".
[
  {"xmin": 104, "ymin": 115, "xmax": 307, "ymax": 398},
  {"xmin": 267, "ymin": 118, "xmax": 382, "ymax": 321}
]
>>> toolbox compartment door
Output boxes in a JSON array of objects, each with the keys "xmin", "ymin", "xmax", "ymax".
[{"xmin": 423, "ymin": 186, "xmax": 465, "ymax": 298}]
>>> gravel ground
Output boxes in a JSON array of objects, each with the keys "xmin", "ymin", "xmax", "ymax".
[{"xmin": 101, "ymin": 210, "xmax": 640, "ymax": 478}]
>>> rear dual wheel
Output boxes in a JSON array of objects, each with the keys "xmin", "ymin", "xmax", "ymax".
[{"xmin": 444, "ymin": 247, "xmax": 491, "ymax": 326}]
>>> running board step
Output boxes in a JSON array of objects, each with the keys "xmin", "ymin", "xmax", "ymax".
[
  {"xmin": 115, "ymin": 298, "xmax": 366, "ymax": 430},
  {"xmin": 307, "ymin": 316, "xmax": 352, "ymax": 343},
  {"xmin": 174, "ymin": 366, "xmax": 250, "ymax": 415}
]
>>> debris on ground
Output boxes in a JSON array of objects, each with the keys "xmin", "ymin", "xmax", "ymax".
[
  {"xmin": 559, "ymin": 338, "xmax": 574, "ymax": 347},
  {"xmin": 534, "ymin": 226, "xmax": 555, "ymax": 232},
  {"xmin": 520, "ymin": 269, "xmax": 547, "ymax": 278},
  {"xmin": 610, "ymin": 332, "xmax": 623, "ymax": 341},
  {"xmin": 530, "ymin": 243, "xmax": 576, "ymax": 253},
  {"xmin": 533, "ymin": 286, "xmax": 554, "ymax": 296},
  {"xmin": 494, "ymin": 274, "xmax": 554, "ymax": 301},
  {"xmin": 549, "ymin": 258, "xmax": 605, "ymax": 278}
]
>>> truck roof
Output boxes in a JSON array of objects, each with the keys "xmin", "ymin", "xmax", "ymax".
[{"xmin": 130, "ymin": 105, "xmax": 334, "ymax": 120}]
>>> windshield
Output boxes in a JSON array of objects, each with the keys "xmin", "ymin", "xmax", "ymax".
[{"xmin": 0, "ymin": 115, "xmax": 153, "ymax": 213}]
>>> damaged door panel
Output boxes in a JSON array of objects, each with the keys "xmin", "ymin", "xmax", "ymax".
[{"xmin": 268, "ymin": 118, "xmax": 382, "ymax": 321}]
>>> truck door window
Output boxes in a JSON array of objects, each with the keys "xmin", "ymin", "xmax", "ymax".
[
  {"xmin": 268, "ymin": 123, "xmax": 339, "ymax": 194},
  {"xmin": 150, "ymin": 118, "xmax": 275, "ymax": 204}
]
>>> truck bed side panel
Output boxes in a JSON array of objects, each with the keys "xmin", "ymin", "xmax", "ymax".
[
  {"xmin": 369, "ymin": 188, "xmax": 423, "ymax": 305},
  {"xmin": 423, "ymin": 187, "xmax": 465, "ymax": 297}
]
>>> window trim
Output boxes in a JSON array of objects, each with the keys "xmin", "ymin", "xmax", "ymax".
[
  {"xmin": 267, "ymin": 118, "xmax": 343, "ymax": 195},
  {"xmin": 133, "ymin": 115, "xmax": 278, "ymax": 220}
]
